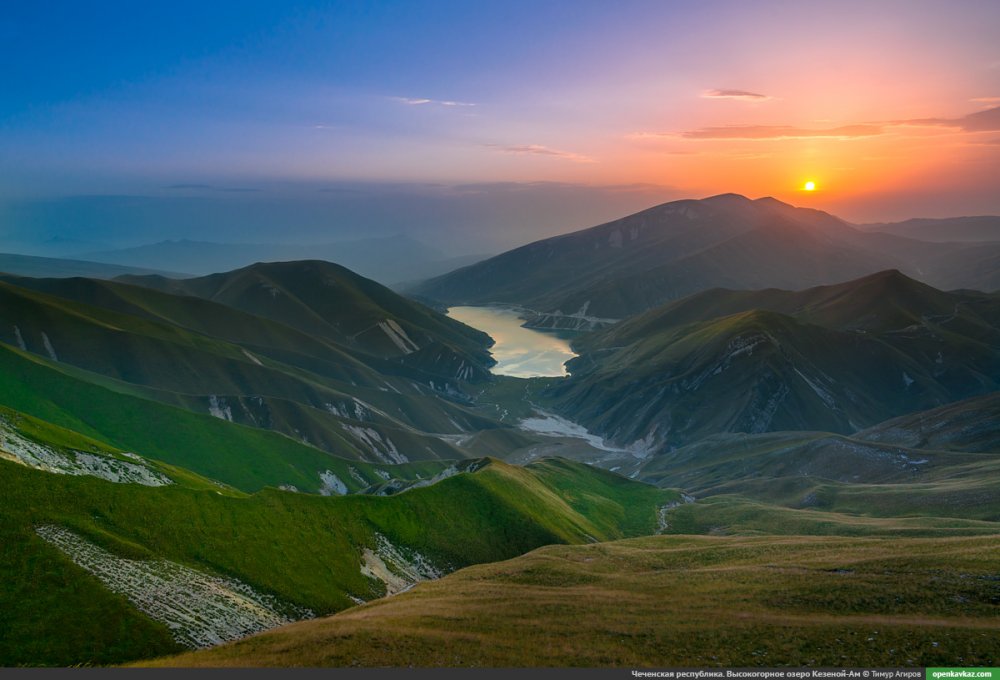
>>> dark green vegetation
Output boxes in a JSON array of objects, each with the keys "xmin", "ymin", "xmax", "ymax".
[
  {"xmin": 545, "ymin": 270, "xmax": 1000, "ymax": 450},
  {"xmin": 0, "ymin": 262, "xmax": 524, "ymax": 491},
  {"xmin": 0, "ymin": 427, "xmax": 677, "ymax": 666},
  {"xmin": 142, "ymin": 534, "xmax": 1000, "ymax": 668},
  {"xmin": 411, "ymin": 194, "xmax": 1000, "ymax": 327}
]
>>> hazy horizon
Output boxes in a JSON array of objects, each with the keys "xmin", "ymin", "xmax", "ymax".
[{"xmin": 3, "ymin": 1, "xmax": 1000, "ymax": 256}]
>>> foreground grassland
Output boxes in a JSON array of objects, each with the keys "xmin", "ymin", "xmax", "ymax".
[
  {"xmin": 0, "ymin": 452, "xmax": 675, "ymax": 666},
  {"xmin": 145, "ymin": 534, "xmax": 1000, "ymax": 668}
]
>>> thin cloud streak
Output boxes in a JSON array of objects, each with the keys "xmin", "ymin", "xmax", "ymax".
[
  {"xmin": 485, "ymin": 144, "xmax": 596, "ymax": 163},
  {"xmin": 702, "ymin": 89, "xmax": 772, "ymax": 101},
  {"xmin": 899, "ymin": 106, "xmax": 1000, "ymax": 132},
  {"xmin": 680, "ymin": 123, "xmax": 883, "ymax": 140},
  {"xmin": 166, "ymin": 184, "xmax": 260, "ymax": 193},
  {"xmin": 634, "ymin": 105, "xmax": 1000, "ymax": 141},
  {"xmin": 392, "ymin": 96, "xmax": 476, "ymax": 107}
]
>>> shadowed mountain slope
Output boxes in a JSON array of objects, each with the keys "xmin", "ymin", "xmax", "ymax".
[
  {"xmin": 411, "ymin": 195, "xmax": 1000, "ymax": 328},
  {"xmin": 545, "ymin": 271, "xmax": 1000, "ymax": 451}
]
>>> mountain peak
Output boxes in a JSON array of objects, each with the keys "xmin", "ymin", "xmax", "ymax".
[
  {"xmin": 753, "ymin": 196, "xmax": 794, "ymax": 209},
  {"xmin": 700, "ymin": 192, "xmax": 753, "ymax": 206},
  {"xmin": 852, "ymin": 268, "xmax": 925, "ymax": 290}
]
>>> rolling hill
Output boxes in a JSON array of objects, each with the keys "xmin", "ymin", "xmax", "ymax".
[
  {"xmin": 543, "ymin": 271, "xmax": 1000, "ymax": 453},
  {"xmin": 116, "ymin": 259, "xmax": 493, "ymax": 376},
  {"xmin": 1, "ymin": 252, "xmax": 997, "ymax": 670},
  {"xmin": 0, "ymin": 262, "xmax": 511, "ymax": 471},
  {"xmin": 0, "ymin": 405, "xmax": 677, "ymax": 667},
  {"xmin": 410, "ymin": 194, "xmax": 1000, "ymax": 328},
  {"xmin": 140, "ymin": 534, "xmax": 1000, "ymax": 668},
  {"xmin": 861, "ymin": 216, "xmax": 1000, "ymax": 243},
  {"xmin": 855, "ymin": 391, "xmax": 1000, "ymax": 453}
]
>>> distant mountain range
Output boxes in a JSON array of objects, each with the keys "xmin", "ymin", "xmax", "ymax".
[
  {"xmin": 545, "ymin": 269, "xmax": 1000, "ymax": 453},
  {"xmin": 1, "ymin": 201, "xmax": 998, "ymax": 668},
  {"xmin": 860, "ymin": 215, "xmax": 1000, "ymax": 243},
  {"xmin": 78, "ymin": 235, "xmax": 489, "ymax": 285},
  {"xmin": 0, "ymin": 261, "xmax": 510, "ymax": 489},
  {"xmin": 0, "ymin": 252, "xmax": 185, "ymax": 280},
  {"xmin": 411, "ymin": 194, "xmax": 1000, "ymax": 329}
]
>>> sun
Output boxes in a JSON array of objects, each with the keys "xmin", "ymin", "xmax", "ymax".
[{"xmin": 803, "ymin": 180, "xmax": 816, "ymax": 191}]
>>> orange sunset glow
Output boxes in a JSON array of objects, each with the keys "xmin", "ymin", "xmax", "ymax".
[{"xmin": 3, "ymin": 2, "xmax": 999, "ymax": 251}]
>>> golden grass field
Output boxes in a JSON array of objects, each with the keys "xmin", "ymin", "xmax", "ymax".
[{"xmin": 141, "ymin": 533, "xmax": 1000, "ymax": 668}]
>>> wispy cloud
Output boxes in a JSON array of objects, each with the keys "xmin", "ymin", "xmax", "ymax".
[
  {"xmin": 634, "ymin": 105, "xmax": 1000, "ymax": 142},
  {"xmin": 392, "ymin": 96, "xmax": 476, "ymax": 107},
  {"xmin": 678, "ymin": 123, "xmax": 884, "ymax": 140},
  {"xmin": 485, "ymin": 144, "xmax": 596, "ymax": 163},
  {"xmin": 901, "ymin": 106, "xmax": 1000, "ymax": 132},
  {"xmin": 166, "ymin": 183, "xmax": 260, "ymax": 193},
  {"xmin": 687, "ymin": 123, "xmax": 885, "ymax": 140},
  {"xmin": 701, "ymin": 89, "xmax": 772, "ymax": 101},
  {"xmin": 971, "ymin": 96, "xmax": 1000, "ymax": 104}
]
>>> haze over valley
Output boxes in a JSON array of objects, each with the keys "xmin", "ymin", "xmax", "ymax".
[{"xmin": 2, "ymin": 0, "xmax": 999, "ymax": 670}]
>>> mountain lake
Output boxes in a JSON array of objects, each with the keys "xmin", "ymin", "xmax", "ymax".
[{"xmin": 446, "ymin": 306, "xmax": 578, "ymax": 378}]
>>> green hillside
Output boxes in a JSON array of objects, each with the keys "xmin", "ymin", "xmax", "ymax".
[
  {"xmin": 0, "ymin": 434, "xmax": 677, "ymax": 666},
  {"xmin": 0, "ymin": 271, "xmax": 514, "ymax": 464},
  {"xmin": 546, "ymin": 272, "xmax": 1000, "ymax": 451},
  {"xmin": 409, "ymin": 194, "xmax": 1000, "ymax": 326},
  {"xmin": 117, "ymin": 260, "xmax": 494, "ymax": 378},
  {"xmin": 141, "ymin": 533, "xmax": 1000, "ymax": 668},
  {"xmin": 856, "ymin": 391, "xmax": 1000, "ymax": 453},
  {"xmin": 637, "ymin": 430, "xmax": 1000, "ymax": 522},
  {"xmin": 0, "ymin": 343, "xmax": 461, "ymax": 492}
]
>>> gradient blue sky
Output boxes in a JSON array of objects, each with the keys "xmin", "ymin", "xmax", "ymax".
[{"xmin": 2, "ymin": 1, "xmax": 999, "ymax": 254}]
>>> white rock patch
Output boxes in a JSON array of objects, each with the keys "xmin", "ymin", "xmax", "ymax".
[
  {"xmin": 208, "ymin": 395, "xmax": 233, "ymax": 422},
  {"xmin": 13, "ymin": 325, "xmax": 26, "ymax": 351},
  {"xmin": 378, "ymin": 319, "xmax": 420, "ymax": 354},
  {"xmin": 319, "ymin": 470, "xmax": 348, "ymax": 496},
  {"xmin": 342, "ymin": 425, "xmax": 407, "ymax": 464},
  {"xmin": 519, "ymin": 411, "xmax": 622, "ymax": 453},
  {"xmin": 241, "ymin": 349, "xmax": 263, "ymax": 366},
  {"xmin": 35, "ymin": 525, "xmax": 311, "ymax": 648},
  {"xmin": 41, "ymin": 331, "xmax": 58, "ymax": 361},
  {"xmin": 359, "ymin": 532, "xmax": 444, "ymax": 597},
  {"xmin": 0, "ymin": 420, "xmax": 171, "ymax": 486},
  {"xmin": 794, "ymin": 368, "xmax": 836, "ymax": 409}
]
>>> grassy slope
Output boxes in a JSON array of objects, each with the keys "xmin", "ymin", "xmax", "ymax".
[
  {"xmin": 143, "ymin": 533, "xmax": 1000, "ymax": 668},
  {"xmin": 0, "ymin": 278, "xmax": 499, "ymax": 451},
  {"xmin": 117, "ymin": 260, "xmax": 494, "ymax": 372},
  {"xmin": 549, "ymin": 270, "xmax": 1000, "ymax": 449},
  {"xmin": 0, "ymin": 343, "xmax": 456, "ymax": 493},
  {"xmin": 590, "ymin": 269, "xmax": 992, "ymax": 337},
  {"xmin": 0, "ymin": 452, "xmax": 677, "ymax": 666},
  {"xmin": 856, "ymin": 391, "xmax": 1000, "ymax": 453},
  {"xmin": 635, "ymin": 429, "xmax": 1000, "ymax": 522},
  {"xmin": 662, "ymin": 496, "xmax": 1000, "ymax": 537}
]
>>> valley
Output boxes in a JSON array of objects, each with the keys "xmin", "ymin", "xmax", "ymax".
[
  {"xmin": 8, "ymin": 3, "xmax": 1000, "ymax": 671},
  {"xmin": 0, "ymin": 195, "xmax": 997, "ymax": 668}
]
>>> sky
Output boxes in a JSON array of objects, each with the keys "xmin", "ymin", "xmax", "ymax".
[{"xmin": 2, "ymin": 0, "xmax": 999, "ymax": 255}]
